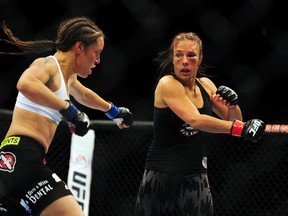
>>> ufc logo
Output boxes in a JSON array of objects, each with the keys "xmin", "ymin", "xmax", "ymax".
[
  {"xmin": 71, "ymin": 171, "xmax": 87, "ymax": 210},
  {"xmin": 248, "ymin": 120, "xmax": 262, "ymax": 137}
]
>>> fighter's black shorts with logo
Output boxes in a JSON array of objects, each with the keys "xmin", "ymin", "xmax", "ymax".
[{"xmin": 0, "ymin": 135, "xmax": 72, "ymax": 216}]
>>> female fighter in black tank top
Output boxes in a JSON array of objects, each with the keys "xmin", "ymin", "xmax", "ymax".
[
  {"xmin": 135, "ymin": 79, "xmax": 214, "ymax": 216},
  {"xmin": 145, "ymin": 79, "xmax": 212, "ymax": 174}
]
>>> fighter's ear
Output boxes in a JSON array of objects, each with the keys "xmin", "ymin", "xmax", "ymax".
[{"xmin": 75, "ymin": 41, "xmax": 84, "ymax": 53}]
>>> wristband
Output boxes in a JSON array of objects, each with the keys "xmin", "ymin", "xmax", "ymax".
[
  {"xmin": 105, "ymin": 102, "xmax": 120, "ymax": 119},
  {"xmin": 231, "ymin": 120, "xmax": 244, "ymax": 137},
  {"xmin": 60, "ymin": 100, "xmax": 78, "ymax": 121}
]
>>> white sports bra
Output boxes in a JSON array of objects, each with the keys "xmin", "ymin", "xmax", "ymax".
[{"xmin": 15, "ymin": 55, "xmax": 69, "ymax": 124}]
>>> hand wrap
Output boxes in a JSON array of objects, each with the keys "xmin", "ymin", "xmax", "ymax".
[
  {"xmin": 60, "ymin": 100, "xmax": 90, "ymax": 136},
  {"xmin": 105, "ymin": 102, "xmax": 134, "ymax": 126}
]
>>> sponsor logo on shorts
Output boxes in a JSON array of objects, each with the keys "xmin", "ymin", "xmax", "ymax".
[
  {"xmin": 202, "ymin": 156, "xmax": 208, "ymax": 169},
  {"xmin": 20, "ymin": 199, "xmax": 32, "ymax": 214},
  {"xmin": 22, "ymin": 179, "xmax": 54, "ymax": 211},
  {"xmin": 179, "ymin": 123, "xmax": 199, "ymax": 136},
  {"xmin": 52, "ymin": 173, "xmax": 69, "ymax": 189},
  {"xmin": 0, "ymin": 136, "xmax": 21, "ymax": 149},
  {"xmin": 0, "ymin": 203, "xmax": 8, "ymax": 213},
  {"xmin": 0, "ymin": 151, "xmax": 17, "ymax": 172}
]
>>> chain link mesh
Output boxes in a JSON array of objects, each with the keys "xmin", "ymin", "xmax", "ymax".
[{"xmin": 1, "ymin": 109, "xmax": 288, "ymax": 216}]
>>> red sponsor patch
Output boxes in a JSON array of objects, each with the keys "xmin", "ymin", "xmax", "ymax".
[{"xmin": 0, "ymin": 151, "xmax": 16, "ymax": 172}]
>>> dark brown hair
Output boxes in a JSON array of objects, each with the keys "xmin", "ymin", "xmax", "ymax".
[{"xmin": 0, "ymin": 16, "xmax": 104, "ymax": 55}]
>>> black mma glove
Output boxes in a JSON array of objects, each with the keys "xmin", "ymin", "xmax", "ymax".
[
  {"xmin": 231, "ymin": 119, "xmax": 266, "ymax": 142},
  {"xmin": 216, "ymin": 85, "xmax": 238, "ymax": 106},
  {"xmin": 60, "ymin": 100, "xmax": 90, "ymax": 136},
  {"xmin": 104, "ymin": 102, "xmax": 134, "ymax": 126}
]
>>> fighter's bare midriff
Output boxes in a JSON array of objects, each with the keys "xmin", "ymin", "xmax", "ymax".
[{"xmin": 5, "ymin": 107, "xmax": 58, "ymax": 152}]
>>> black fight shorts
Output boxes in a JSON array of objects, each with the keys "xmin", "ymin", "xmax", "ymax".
[
  {"xmin": 0, "ymin": 135, "xmax": 72, "ymax": 216},
  {"xmin": 135, "ymin": 169, "xmax": 213, "ymax": 216}
]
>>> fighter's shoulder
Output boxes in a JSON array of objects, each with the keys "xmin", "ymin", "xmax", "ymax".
[
  {"xmin": 198, "ymin": 77, "xmax": 217, "ymax": 94},
  {"xmin": 29, "ymin": 56, "xmax": 56, "ymax": 68},
  {"xmin": 158, "ymin": 75, "xmax": 181, "ymax": 86},
  {"xmin": 29, "ymin": 56, "xmax": 58, "ymax": 74}
]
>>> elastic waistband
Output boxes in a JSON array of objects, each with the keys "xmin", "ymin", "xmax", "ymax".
[
  {"xmin": 0, "ymin": 136, "xmax": 21, "ymax": 149},
  {"xmin": 0, "ymin": 135, "xmax": 46, "ymax": 156}
]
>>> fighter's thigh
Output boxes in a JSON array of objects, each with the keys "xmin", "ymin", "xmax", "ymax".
[
  {"xmin": 135, "ymin": 169, "xmax": 175, "ymax": 216},
  {"xmin": 178, "ymin": 173, "xmax": 213, "ymax": 216},
  {"xmin": 40, "ymin": 195, "xmax": 84, "ymax": 216}
]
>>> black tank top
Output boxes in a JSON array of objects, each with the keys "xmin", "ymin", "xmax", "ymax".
[{"xmin": 145, "ymin": 79, "xmax": 213, "ymax": 174}]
